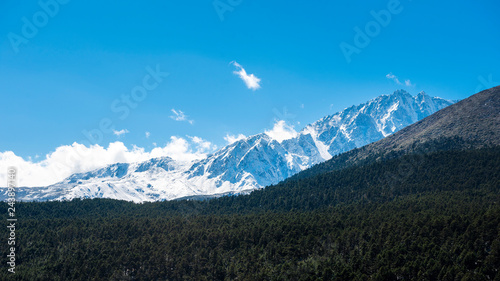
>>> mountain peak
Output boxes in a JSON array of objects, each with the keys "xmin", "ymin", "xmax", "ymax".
[
  {"xmin": 392, "ymin": 89, "xmax": 410, "ymax": 96},
  {"xmin": 289, "ymin": 86, "xmax": 500, "ymax": 182},
  {"xmin": 388, "ymin": 89, "xmax": 413, "ymax": 100},
  {"xmin": 3, "ymin": 90, "xmax": 457, "ymax": 202}
]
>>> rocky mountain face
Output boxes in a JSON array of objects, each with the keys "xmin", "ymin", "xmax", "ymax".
[
  {"xmin": 4, "ymin": 90, "xmax": 455, "ymax": 202},
  {"xmin": 290, "ymin": 86, "xmax": 500, "ymax": 182}
]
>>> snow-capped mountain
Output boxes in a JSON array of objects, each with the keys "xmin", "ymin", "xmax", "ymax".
[{"xmin": 5, "ymin": 90, "xmax": 455, "ymax": 202}]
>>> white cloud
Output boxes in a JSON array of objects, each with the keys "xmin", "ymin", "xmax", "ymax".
[
  {"xmin": 231, "ymin": 61, "xmax": 261, "ymax": 91},
  {"xmin": 404, "ymin": 79, "xmax": 414, "ymax": 87},
  {"xmin": 145, "ymin": 131, "xmax": 150, "ymax": 138},
  {"xmin": 265, "ymin": 120, "xmax": 297, "ymax": 143},
  {"xmin": 170, "ymin": 109, "xmax": 194, "ymax": 124},
  {"xmin": 386, "ymin": 72, "xmax": 402, "ymax": 85},
  {"xmin": 224, "ymin": 133, "xmax": 246, "ymax": 144},
  {"xmin": 113, "ymin": 129, "xmax": 129, "ymax": 137},
  {"xmin": 187, "ymin": 136, "xmax": 217, "ymax": 152},
  {"xmin": 386, "ymin": 72, "xmax": 414, "ymax": 87},
  {"xmin": 0, "ymin": 137, "xmax": 217, "ymax": 187},
  {"xmin": 149, "ymin": 136, "xmax": 214, "ymax": 162}
]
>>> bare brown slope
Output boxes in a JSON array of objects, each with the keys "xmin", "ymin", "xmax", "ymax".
[{"xmin": 289, "ymin": 85, "xmax": 500, "ymax": 181}]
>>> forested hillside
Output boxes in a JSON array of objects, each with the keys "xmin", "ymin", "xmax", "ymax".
[{"xmin": 2, "ymin": 145, "xmax": 499, "ymax": 280}]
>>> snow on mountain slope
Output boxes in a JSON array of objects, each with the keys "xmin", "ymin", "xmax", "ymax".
[
  {"xmin": 301, "ymin": 90, "xmax": 455, "ymax": 156},
  {"xmin": 3, "ymin": 90, "xmax": 455, "ymax": 202}
]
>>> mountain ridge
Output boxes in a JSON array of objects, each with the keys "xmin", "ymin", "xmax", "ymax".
[
  {"xmin": 1, "ymin": 89, "xmax": 455, "ymax": 202},
  {"xmin": 289, "ymin": 85, "xmax": 500, "ymax": 181}
]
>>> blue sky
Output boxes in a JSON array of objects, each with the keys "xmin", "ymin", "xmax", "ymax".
[{"xmin": 1, "ymin": 0, "xmax": 499, "ymax": 185}]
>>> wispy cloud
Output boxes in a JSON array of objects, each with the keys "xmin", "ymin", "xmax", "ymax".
[
  {"xmin": 224, "ymin": 133, "xmax": 246, "ymax": 144},
  {"xmin": 113, "ymin": 129, "xmax": 129, "ymax": 137},
  {"xmin": 170, "ymin": 109, "xmax": 194, "ymax": 125},
  {"xmin": 231, "ymin": 61, "xmax": 261, "ymax": 91},
  {"xmin": 386, "ymin": 72, "xmax": 401, "ymax": 84},
  {"xmin": 386, "ymin": 72, "xmax": 414, "ymax": 87},
  {"xmin": 145, "ymin": 131, "xmax": 150, "ymax": 138},
  {"xmin": 188, "ymin": 136, "xmax": 217, "ymax": 152}
]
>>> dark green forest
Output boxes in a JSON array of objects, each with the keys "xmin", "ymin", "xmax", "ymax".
[{"xmin": 2, "ymin": 145, "xmax": 499, "ymax": 280}]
